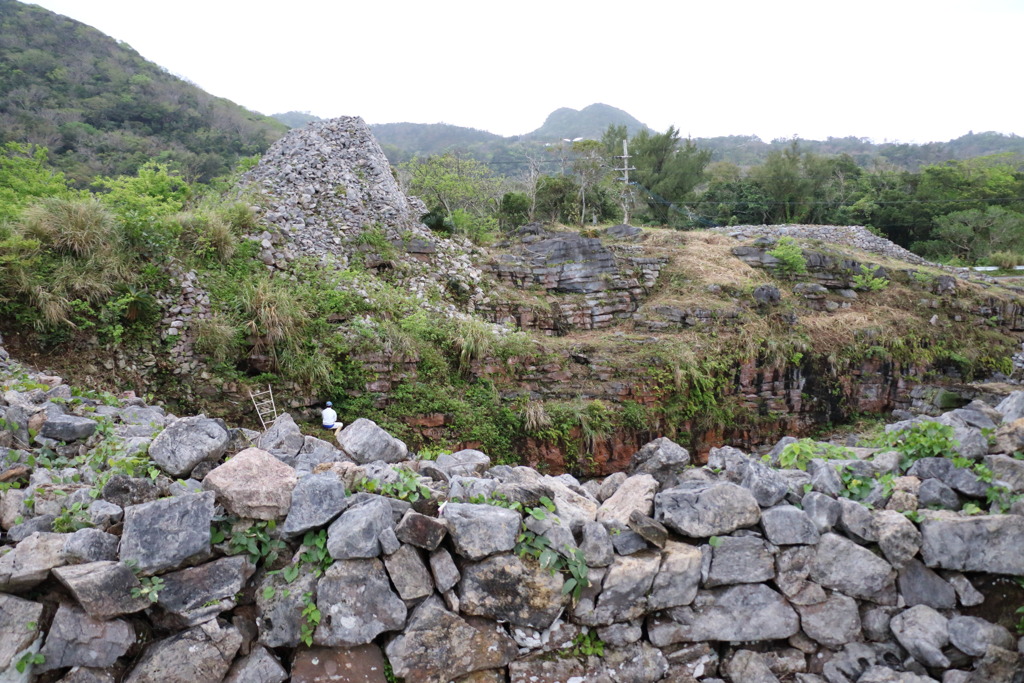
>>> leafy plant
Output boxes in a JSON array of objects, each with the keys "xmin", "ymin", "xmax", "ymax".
[
  {"xmin": 355, "ymin": 468, "xmax": 431, "ymax": 503},
  {"xmin": 765, "ymin": 438, "xmax": 852, "ymax": 471},
  {"xmin": 15, "ymin": 652, "xmax": 45, "ymax": 674},
  {"xmin": 299, "ymin": 591, "xmax": 320, "ymax": 647},
  {"xmin": 866, "ymin": 421, "xmax": 958, "ymax": 468},
  {"xmin": 52, "ymin": 501, "xmax": 93, "ymax": 533},
  {"xmin": 767, "ymin": 237, "xmax": 807, "ymax": 276},
  {"xmin": 212, "ymin": 519, "xmax": 288, "ymax": 567},
  {"xmin": 131, "ymin": 575, "xmax": 165, "ymax": 603},
  {"xmin": 562, "ymin": 628, "xmax": 605, "ymax": 658},
  {"xmin": 851, "ymin": 264, "xmax": 889, "ymax": 291}
]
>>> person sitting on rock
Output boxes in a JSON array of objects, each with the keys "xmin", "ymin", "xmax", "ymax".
[{"xmin": 322, "ymin": 401, "xmax": 337, "ymax": 430}]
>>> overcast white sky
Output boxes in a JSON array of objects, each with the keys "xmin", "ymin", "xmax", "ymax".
[{"xmin": 24, "ymin": 0, "xmax": 1024, "ymax": 143}]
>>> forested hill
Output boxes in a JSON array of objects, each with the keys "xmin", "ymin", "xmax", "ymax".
[{"xmin": 0, "ymin": 0, "xmax": 287, "ymax": 184}]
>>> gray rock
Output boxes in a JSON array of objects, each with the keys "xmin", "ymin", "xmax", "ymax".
[
  {"xmin": 996, "ymin": 391, "xmax": 1024, "ymax": 423},
  {"xmin": 155, "ymin": 556, "xmax": 256, "ymax": 628},
  {"xmin": 655, "ymin": 481, "xmax": 761, "ymax": 538},
  {"xmin": 808, "ymin": 533, "xmax": 896, "ymax": 604},
  {"xmin": 920, "ymin": 511, "xmax": 1024, "ymax": 575},
  {"xmin": 385, "ymin": 596, "xmax": 518, "ymax": 683},
  {"xmin": 761, "ymin": 505, "xmax": 820, "ymax": 545},
  {"xmin": 942, "ymin": 571, "xmax": 985, "ymax": 607},
  {"xmin": 428, "ymin": 547, "xmax": 460, "ymax": 593},
  {"xmin": 648, "ymin": 584, "xmax": 799, "ymax": 645},
  {"xmin": 723, "ymin": 650, "xmax": 779, "ymax": 683},
  {"xmin": 836, "ymin": 497, "xmax": 877, "ymax": 543},
  {"xmin": 335, "ymin": 418, "xmax": 408, "ymax": 464},
  {"xmin": 37, "ymin": 604, "xmax": 134, "ymax": 672},
  {"xmin": 40, "ymin": 413, "xmax": 97, "ymax": 442},
  {"xmin": 52, "ymin": 561, "xmax": 148, "ymax": 619},
  {"xmin": 917, "ymin": 478, "xmax": 960, "ymax": 509},
  {"xmin": 802, "ymin": 491, "xmax": 841, "ymax": 532},
  {"xmin": 858, "ymin": 666, "xmax": 939, "ymax": 683},
  {"xmin": 861, "ymin": 606, "xmax": 899, "ymax": 642},
  {"xmin": 326, "ymin": 494, "xmax": 393, "ymax": 559},
  {"xmin": 119, "ymin": 491, "xmax": 214, "ymax": 575},
  {"xmin": 598, "ymin": 621, "xmax": 644, "ymax": 647},
  {"xmin": 595, "ymin": 471, "xmax": 627, "ymax": 502},
  {"xmin": 6, "ymin": 514, "xmax": 55, "ymax": 541},
  {"xmin": 580, "ymin": 521, "xmax": 615, "ymax": 567},
  {"xmin": 384, "ymin": 544, "xmax": 433, "ymax": 601},
  {"xmin": 459, "ymin": 553, "xmax": 568, "ymax": 629},
  {"xmin": 774, "ymin": 546, "xmax": 823, "ymax": 604},
  {"xmin": 602, "ymin": 641, "xmax": 671, "ymax": 682},
  {"xmin": 0, "ymin": 531, "xmax": 68, "ymax": 592},
  {"xmin": 947, "ymin": 616, "xmax": 1016, "ymax": 657},
  {"xmin": 378, "ymin": 525, "xmax": 401, "ymax": 555},
  {"xmin": 629, "ymin": 437, "xmax": 691, "ymax": 487},
  {"xmin": 99, "ymin": 474, "xmax": 160, "ymax": 508},
  {"xmin": 796, "ymin": 591, "xmax": 861, "ymax": 648},
  {"xmin": 705, "ymin": 535, "xmax": 775, "ymax": 587},
  {"xmin": 0, "ymin": 593, "xmax": 43, "ymax": 671},
  {"xmin": 255, "ymin": 560, "xmax": 318, "ymax": 648},
  {"xmin": 202, "ymin": 447, "xmax": 296, "ymax": 520},
  {"xmin": 707, "ymin": 446, "xmax": 789, "ymax": 507},
  {"xmin": 873, "ymin": 509, "xmax": 922, "ymax": 568},
  {"xmin": 985, "ymin": 454, "xmax": 1024, "ymax": 492},
  {"xmin": 967, "ymin": 646, "xmax": 1024, "ymax": 683},
  {"xmin": 148, "ymin": 415, "xmax": 230, "ymax": 477},
  {"xmin": 395, "ymin": 510, "xmax": 448, "ymax": 550},
  {"xmin": 897, "ymin": 559, "xmax": 957, "ymax": 609},
  {"xmin": 648, "ymin": 540, "xmax": 703, "ymax": 611},
  {"xmin": 807, "ymin": 458, "xmax": 843, "ymax": 496},
  {"xmin": 443, "ymin": 502, "xmax": 520, "ymax": 560},
  {"xmin": 628, "ymin": 510, "xmax": 669, "ymax": 548},
  {"xmin": 314, "ymin": 558, "xmax": 407, "ymax": 646},
  {"xmin": 586, "ymin": 551, "xmax": 661, "ymax": 625},
  {"xmin": 610, "ymin": 527, "xmax": 649, "ymax": 555},
  {"xmin": 61, "ymin": 528, "xmax": 119, "ymax": 564},
  {"xmin": 124, "ymin": 619, "xmax": 241, "ymax": 683},
  {"xmin": 435, "ymin": 449, "xmax": 490, "ymax": 477},
  {"xmin": 946, "ymin": 465, "xmax": 989, "ymax": 497},
  {"xmin": 222, "ymin": 645, "xmax": 287, "ymax": 683},
  {"xmin": 597, "ymin": 474, "xmax": 658, "ymax": 527},
  {"xmin": 86, "ymin": 500, "xmax": 123, "ymax": 529},
  {"xmin": 890, "ymin": 605, "xmax": 950, "ymax": 668},
  {"xmin": 280, "ymin": 471, "xmax": 349, "ymax": 539},
  {"xmin": 259, "ymin": 412, "xmax": 305, "ymax": 459}
]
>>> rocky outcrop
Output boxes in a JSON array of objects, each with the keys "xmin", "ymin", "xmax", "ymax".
[{"xmin": 3, "ymin": 362, "xmax": 1024, "ymax": 681}]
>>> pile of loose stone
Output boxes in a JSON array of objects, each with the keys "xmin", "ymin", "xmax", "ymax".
[
  {"xmin": 2, "ymin": 347, "xmax": 1024, "ymax": 682},
  {"xmin": 712, "ymin": 225, "xmax": 935, "ymax": 267}
]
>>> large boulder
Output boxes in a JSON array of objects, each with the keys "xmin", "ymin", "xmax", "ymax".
[
  {"xmin": 648, "ymin": 584, "xmax": 799, "ymax": 645},
  {"xmin": 280, "ymin": 471, "xmax": 349, "ymax": 539},
  {"xmin": 202, "ymin": 448, "xmax": 297, "ymax": 520},
  {"xmin": 259, "ymin": 412, "xmax": 305, "ymax": 459},
  {"xmin": 37, "ymin": 604, "xmax": 135, "ymax": 673},
  {"xmin": 889, "ymin": 605, "xmax": 950, "ymax": 669},
  {"xmin": 655, "ymin": 481, "xmax": 761, "ymax": 538},
  {"xmin": 148, "ymin": 416, "xmax": 230, "ymax": 478},
  {"xmin": 0, "ymin": 593, "xmax": 43, "ymax": 671},
  {"xmin": 809, "ymin": 533, "xmax": 896, "ymax": 604},
  {"xmin": 919, "ymin": 511, "xmax": 1024, "ymax": 575},
  {"xmin": 0, "ymin": 531, "xmax": 68, "ymax": 592},
  {"xmin": 326, "ymin": 495, "xmax": 394, "ymax": 560},
  {"xmin": 124, "ymin": 619, "xmax": 242, "ymax": 683},
  {"xmin": 314, "ymin": 558, "xmax": 407, "ymax": 647},
  {"xmin": 629, "ymin": 438, "xmax": 691, "ymax": 487},
  {"xmin": 119, "ymin": 492, "xmax": 214, "ymax": 576},
  {"xmin": 596, "ymin": 474, "xmax": 658, "ymax": 527},
  {"xmin": 458, "ymin": 553, "xmax": 568, "ymax": 629},
  {"xmin": 335, "ymin": 418, "xmax": 408, "ymax": 464},
  {"xmin": 52, "ymin": 561, "xmax": 149, "ymax": 619},
  {"xmin": 443, "ymin": 503, "xmax": 521, "ymax": 560}
]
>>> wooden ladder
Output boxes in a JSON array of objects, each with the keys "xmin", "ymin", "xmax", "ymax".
[{"xmin": 249, "ymin": 385, "xmax": 278, "ymax": 432}]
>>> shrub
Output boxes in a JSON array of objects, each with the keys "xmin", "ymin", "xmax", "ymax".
[
  {"xmin": 989, "ymin": 250, "xmax": 1024, "ymax": 269},
  {"xmin": 21, "ymin": 198, "xmax": 116, "ymax": 258},
  {"xmin": 767, "ymin": 237, "xmax": 807, "ymax": 276},
  {"xmin": 851, "ymin": 264, "xmax": 889, "ymax": 291},
  {"xmin": 193, "ymin": 315, "xmax": 241, "ymax": 363}
]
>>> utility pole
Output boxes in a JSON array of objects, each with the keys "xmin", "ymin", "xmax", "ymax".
[{"xmin": 614, "ymin": 139, "xmax": 636, "ymax": 224}]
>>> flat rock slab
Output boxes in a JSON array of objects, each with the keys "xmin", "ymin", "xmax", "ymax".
[
  {"xmin": 648, "ymin": 584, "xmax": 799, "ymax": 645},
  {"xmin": 386, "ymin": 597, "xmax": 518, "ymax": 683},
  {"xmin": 203, "ymin": 447, "xmax": 297, "ymax": 520},
  {"xmin": 920, "ymin": 512, "xmax": 1024, "ymax": 575},
  {"xmin": 314, "ymin": 558, "xmax": 407, "ymax": 647},
  {"xmin": 458, "ymin": 553, "xmax": 568, "ymax": 630},
  {"xmin": 53, "ymin": 561, "xmax": 149, "ymax": 619},
  {"xmin": 809, "ymin": 533, "xmax": 896, "ymax": 604},
  {"xmin": 281, "ymin": 472, "xmax": 349, "ymax": 539},
  {"xmin": 148, "ymin": 415, "xmax": 230, "ymax": 478},
  {"xmin": 395, "ymin": 510, "xmax": 448, "ymax": 550},
  {"xmin": 443, "ymin": 503, "xmax": 520, "ymax": 560},
  {"xmin": 119, "ymin": 491, "xmax": 214, "ymax": 576},
  {"xmin": 40, "ymin": 413, "xmax": 97, "ymax": 442},
  {"xmin": 335, "ymin": 418, "xmax": 408, "ymax": 464},
  {"xmin": 124, "ymin": 619, "xmax": 242, "ymax": 683},
  {"xmin": 655, "ymin": 481, "xmax": 761, "ymax": 538},
  {"xmin": 290, "ymin": 644, "xmax": 387, "ymax": 683},
  {"xmin": 596, "ymin": 474, "xmax": 658, "ymax": 527},
  {"xmin": 37, "ymin": 604, "xmax": 134, "ymax": 673},
  {"xmin": 156, "ymin": 555, "xmax": 256, "ymax": 627},
  {"xmin": 648, "ymin": 541, "xmax": 702, "ymax": 611},
  {"xmin": 0, "ymin": 531, "xmax": 68, "ymax": 592},
  {"xmin": 0, "ymin": 593, "xmax": 43, "ymax": 670}
]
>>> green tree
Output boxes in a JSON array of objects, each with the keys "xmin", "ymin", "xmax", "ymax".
[
  {"xmin": 630, "ymin": 127, "xmax": 711, "ymax": 225},
  {"xmin": 571, "ymin": 139, "xmax": 607, "ymax": 226},
  {"xmin": 914, "ymin": 206, "xmax": 1024, "ymax": 263},
  {"xmin": 402, "ymin": 153, "xmax": 500, "ymax": 221},
  {"xmin": 0, "ymin": 143, "xmax": 72, "ymax": 223}
]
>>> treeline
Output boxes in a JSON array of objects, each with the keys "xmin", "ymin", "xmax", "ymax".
[
  {"xmin": 0, "ymin": 0, "xmax": 286, "ymax": 185},
  {"xmin": 397, "ymin": 125, "xmax": 1024, "ymax": 266}
]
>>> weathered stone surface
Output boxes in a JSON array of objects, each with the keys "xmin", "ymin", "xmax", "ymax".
[
  {"xmin": 872, "ymin": 509, "xmax": 922, "ymax": 568},
  {"xmin": 947, "ymin": 616, "xmax": 1016, "ymax": 657},
  {"xmin": 627, "ymin": 510, "xmax": 669, "ymax": 548},
  {"xmin": 386, "ymin": 597, "xmax": 518, "ymax": 683},
  {"xmin": 809, "ymin": 533, "xmax": 896, "ymax": 604},
  {"xmin": 601, "ymin": 641, "xmax": 670, "ymax": 682},
  {"xmin": 801, "ymin": 491, "xmax": 841, "ymax": 532},
  {"xmin": 289, "ymin": 644, "xmax": 386, "ymax": 683},
  {"xmin": 917, "ymin": 477, "xmax": 960, "ymax": 509},
  {"xmin": 579, "ymin": 521, "xmax": 614, "ymax": 567},
  {"xmin": 315, "ymin": 558, "xmax": 407, "ymax": 646},
  {"xmin": 60, "ymin": 528, "xmax": 119, "ymax": 564},
  {"xmin": 920, "ymin": 511, "xmax": 1024, "ymax": 575},
  {"xmin": 156, "ymin": 556, "xmax": 256, "ymax": 627},
  {"xmin": 760, "ymin": 505, "xmax": 820, "ymax": 545},
  {"xmin": 507, "ymin": 655, "xmax": 599, "ymax": 683},
  {"xmin": 943, "ymin": 571, "xmax": 985, "ymax": 607},
  {"xmin": 37, "ymin": 604, "xmax": 134, "ymax": 672},
  {"xmin": 52, "ymin": 561, "xmax": 148, "ymax": 619},
  {"xmin": 586, "ymin": 551, "xmax": 661, "ymax": 625},
  {"xmin": 40, "ymin": 413, "xmax": 97, "ymax": 442},
  {"xmin": 897, "ymin": 558, "xmax": 957, "ymax": 609},
  {"xmin": 124, "ymin": 619, "xmax": 242, "ymax": 683},
  {"xmin": 395, "ymin": 510, "xmax": 447, "ymax": 550},
  {"xmin": 836, "ymin": 496, "xmax": 877, "ymax": 543},
  {"xmin": 966, "ymin": 645, "xmax": 1024, "ymax": 683},
  {"xmin": 629, "ymin": 437, "xmax": 691, "ymax": 487},
  {"xmin": 708, "ymin": 446, "xmax": 789, "ymax": 507},
  {"xmin": 119, "ymin": 491, "xmax": 214, "ymax": 575},
  {"xmin": 435, "ymin": 449, "xmax": 490, "ymax": 477},
  {"xmin": 203, "ymin": 447, "xmax": 296, "ymax": 520},
  {"xmin": 428, "ymin": 547, "xmax": 460, "ymax": 593},
  {"xmin": 0, "ymin": 593, "xmax": 43, "ymax": 670},
  {"xmin": 985, "ymin": 453, "xmax": 1024, "ymax": 492},
  {"xmin": 256, "ymin": 561, "xmax": 319, "ymax": 648},
  {"xmin": 148, "ymin": 415, "xmax": 229, "ymax": 477},
  {"xmin": 459, "ymin": 553, "xmax": 568, "ymax": 629},
  {"xmin": 335, "ymin": 418, "xmax": 408, "ymax": 464},
  {"xmin": 383, "ymin": 544, "xmax": 433, "ymax": 601},
  {"xmin": 722, "ymin": 650, "xmax": 779, "ymax": 683},
  {"xmin": 796, "ymin": 592, "xmax": 861, "ymax": 648},
  {"xmin": 260, "ymin": 412, "xmax": 305, "ymax": 459},
  {"xmin": 705, "ymin": 535, "xmax": 775, "ymax": 587},
  {"xmin": 597, "ymin": 473, "xmax": 658, "ymax": 526},
  {"xmin": 0, "ymin": 531, "xmax": 67, "ymax": 591},
  {"xmin": 889, "ymin": 604, "xmax": 950, "ymax": 668},
  {"xmin": 648, "ymin": 584, "xmax": 799, "ymax": 645},
  {"xmin": 994, "ymin": 418, "xmax": 1024, "ymax": 457},
  {"xmin": 774, "ymin": 545, "xmax": 826, "ymax": 606},
  {"xmin": 655, "ymin": 481, "xmax": 761, "ymax": 538},
  {"xmin": 280, "ymin": 471, "xmax": 349, "ymax": 538},
  {"xmin": 326, "ymin": 495, "xmax": 393, "ymax": 559},
  {"xmin": 996, "ymin": 390, "xmax": 1024, "ymax": 422},
  {"xmin": 443, "ymin": 502, "xmax": 520, "ymax": 560},
  {"xmin": 223, "ymin": 644, "xmax": 287, "ymax": 683},
  {"xmin": 648, "ymin": 541, "xmax": 702, "ymax": 611}
]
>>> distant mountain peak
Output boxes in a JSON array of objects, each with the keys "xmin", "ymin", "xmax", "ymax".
[{"xmin": 527, "ymin": 103, "xmax": 649, "ymax": 140}]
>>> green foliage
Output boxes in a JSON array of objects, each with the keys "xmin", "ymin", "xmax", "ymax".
[
  {"xmin": 866, "ymin": 421, "xmax": 958, "ymax": 467},
  {"xmin": 915, "ymin": 206, "xmax": 1024, "ymax": 263},
  {"xmin": 402, "ymin": 153, "xmax": 499, "ymax": 221},
  {"xmin": 562, "ymin": 628, "xmax": 605, "ymax": 658},
  {"xmin": 766, "ymin": 438, "xmax": 852, "ymax": 471},
  {"xmin": 15, "ymin": 652, "xmax": 45, "ymax": 674},
  {"xmin": 296, "ymin": 529, "xmax": 334, "ymax": 578},
  {"xmin": 355, "ymin": 468, "xmax": 432, "ymax": 503},
  {"xmin": 767, "ymin": 237, "xmax": 808, "ymax": 276},
  {"xmin": 498, "ymin": 192, "xmax": 531, "ymax": 231},
  {"xmin": 52, "ymin": 501, "xmax": 92, "ymax": 533},
  {"xmin": 0, "ymin": 143, "xmax": 71, "ymax": 223},
  {"xmin": 212, "ymin": 519, "xmax": 288, "ymax": 567},
  {"xmin": 515, "ymin": 526, "xmax": 590, "ymax": 601},
  {"xmin": 299, "ymin": 591, "xmax": 320, "ymax": 647},
  {"xmin": 629, "ymin": 127, "xmax": 711, "ymax": 226},
  {"xmin": 850, "ymin": 264, "xmax": 889, "ymax": 292},
  {"xmin": 131, "ymin": 575, "xmax": 165, "ymax": 603}
]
